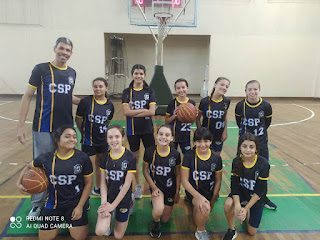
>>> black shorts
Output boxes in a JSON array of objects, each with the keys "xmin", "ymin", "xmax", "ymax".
[
  {"xmin": 228, "ymin": 193, "xmax": 264, "ymax": 228},
  {"xmin": 127, "ymin": 134, "xmax": 155, "ymax": 152},
  {"xmin": 82, "ymin": 142, "xmax": 109, "ymax": 157},
  {"xmin": 40, "ymin": 201, "xmax": 89, "ymax": 230},
  {"xmin": 150, "ymin": 187, "xmax": 175, "ymax": 207},
  {"xmin": 185, "ymin": 190, "xmax": 212, "ymax": 203}
]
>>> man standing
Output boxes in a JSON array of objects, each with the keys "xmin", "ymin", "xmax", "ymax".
[{"xmin": 17, "ymin": 37, "xmax": 80, "ymax": 218}]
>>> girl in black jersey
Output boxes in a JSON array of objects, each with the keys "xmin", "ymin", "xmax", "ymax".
[
  {"xmin": 196, "ymin": 77, "xmax": 231, "ymax": 155},
  {"xmin": 143, "ymin": 125, "xmax": 181, "ymax": 238},
  {"xmin": 181, "ymin": 127, "xmax": 222, "ymax": 240},
  {"xmin": 75, "ymin": 77, "xmax": 114, "ymax": 196},
  {"xmin": 95, "ymin": 125, "xmax": 136, "ymax": 239},
  {"xmin": 17, "ymin": 126, "xmax": 93, "ymax": 240},
  {"xmin": 235, "ymin": 80, "xmax": 276, "ymax": 210},
  {"xmin": 222, "ymin": 133, "xmax": 270, "ymax": 240},
  {"xmin": 122, "ymin": 64, "xmax": 156, "ymax": 199},
  {"xmin": 165, "ymin": 79, "xmax": 196, "ymax": 154}
]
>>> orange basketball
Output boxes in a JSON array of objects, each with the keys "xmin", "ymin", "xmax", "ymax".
[
  {"xmin": 177, "ymin": 103, "xmax": 197, "ymax": 123},
  {"xmin": 22, "ymin": 167, "xmax": 49, "ymax": 194}
]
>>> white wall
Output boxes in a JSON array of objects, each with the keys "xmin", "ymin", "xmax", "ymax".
[{"xmin": 0, "ymin": 0, "xmax": 320, "ymax": 97}]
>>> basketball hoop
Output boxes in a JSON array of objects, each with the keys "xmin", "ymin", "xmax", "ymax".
[{"xmin": 154, "ymin": 12, "xmax": 173, "ymax": 39}]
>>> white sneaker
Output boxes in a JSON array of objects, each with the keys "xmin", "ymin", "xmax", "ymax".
[
  {"xmin": 134, "ymin": 184, "xmax": 142, "ymax": 199},
  {"xmin": 104, "ymin": 227, "xmax": 112, "ymax": 236},
  {"xmin": 28, "ymin": 207, "xmax": 42, "ymax": 219},
  {"xmin": 129, "ymin": 193, "xmax": 135, "ymax": 215},
  {"xmin": 195, "ymin": 230, "xmax": 210, "ymax": 240}
]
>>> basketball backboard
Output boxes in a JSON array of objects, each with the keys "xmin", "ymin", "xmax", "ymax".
[{"xmin": 128, "ymin": 0, "xmax": 198, "ymax": 27}]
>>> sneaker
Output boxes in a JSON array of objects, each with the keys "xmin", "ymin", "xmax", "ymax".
[
  {"xmin": 104, "ymin": 227, "xmax": 112, "ymax": 236},
  {"xmin": 150, "ymin": 221, "xmax": 161, "ymax": 238},
  {"xmin": 28, "ymin": 207, "xmax": 42, "ymax": 219},
  {"xmin": 264, "ymin": 197, "xmax": 277, "ymax": 210},
  {"xmin": 134, "ymin": 184, "xmax": 142, "ymax": 199},
  {"xmin": 91, "ymin": 187, "xmax": 100, "ymax": 196},
  {"xmin": 195, "ymin": 230, "xmax": 209, "ymax": 240},
  {"xmin": 222, "ymin": 228, "xmax": 237, "ymax": 240}
]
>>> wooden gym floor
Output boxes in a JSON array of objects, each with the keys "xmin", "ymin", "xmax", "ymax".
[{"xmin": 0, "ymin": 96, "xmax": 319, "ymax": 240}]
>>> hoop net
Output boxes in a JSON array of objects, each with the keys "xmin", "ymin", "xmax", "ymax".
[{"xmin": 154, "ymin": 12, "xmax": 173, "ymax": 39}]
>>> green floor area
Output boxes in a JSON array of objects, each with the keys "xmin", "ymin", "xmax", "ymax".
[
  {"xmin": 5, "ymin": 196, "xmax": 320, "ymax": 236},
  {"xmin": 3, "ymin": 120, "xmax": 319, "ymax": 237}
]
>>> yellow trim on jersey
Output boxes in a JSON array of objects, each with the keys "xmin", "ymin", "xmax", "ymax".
[
  {"xmin": 235, "ymin": 113, "xmax": 240, "ymax": 117},
  {"xmin": 245, "ymin": 97, "xmax": 263, "ymax": 108},
  {"xmin": 84, "ymin": 172, "xmax": 93, "ymax": 177},
  {"xmin": 166, "ymin": 112, "xmax": 171, "ymax": 116},
  {"xmin": 75, "ymin": 115, "xmax": 83, "ymax": 119},
  {"xmin": 173, "ymin": 100, "xmax": 177, "ymax": 136},
  {"xmin": 216, "ymin": 169, "xmax": 223, "ymax": 173},
  {"xmin": 258, "ymin": 176, "xmax": 268, "ymax": 180},
  {"xmin": 181, "ymin": 166, "xmax": 189, "ymax": 170},
  {"xmin": 210, "ymin": 97, "xmax": 223, "ymax": 103},
  {"xmin": 151, "ymin": 150, "xmax": 156, "ymax": 181},
  {"xmin": 150, "ymin": 102, "xmax": 156, "ymax": 105},
  {"xmin": 100, "ymin": 167, "xmax": 105, "ymax": 171},
  {"xmin": 196, "ymin": 148, "xmax": 211, "ymax": 161},
  {"xmin": 143, "ymin": 160, "xmax": 149, "ymax": 164},
  {"xmin": 38, "ymin": 76, "xmax": 44, "ymax": 131},
  {"xmin": 133, "ymin": 87, "xmax": 143, "ymax": 91},
  {"xmin": 50, "ymin": 62, "xmax": 68, "ymax": 70},
  {"xmin": 52, "ymin": 154, "xmax": 57, "ymax": 209},
  {"xmin": 198, "ymin": 109, "xmax": 203, "ymax": 113},
  {"xmin": 157, "ymin": 146, "xmax": 170, "ymax": 157},
  {"xmin": 28, "ymin": 83, "xmax": 37, "ymax": 89},
  {"xmin": 194, "ymin": 154, "xmax": 198, "ymax": 189},
  {"xmin": 94, "ymin": 95, "xmax": 107, "ymax": 105},
  {"xmin": 49, "ymin": 64, "xmax": 55, "ymax": 132},
  {"xmin": 266, "ymin": 115, "xmax": 272, "ymax": 118},
  {"xmin": 122, "ymin": 103, "xmax": 129, "ymax": 105},
  {"xmin": 176, "ymin": 97, "xmax": 189, "ymax": 104},
  {"xmin": 128, "ymin": 170, "xmax": 137, "ymax": 173},
  {"xmin": 231, "ymin": 173, "xmax": 239, "ymax": 176},
  {"xmin": 110, "ymin": 147, "xmax": 125, "ymax": 160},
  {"xmin": 130, "ymin": 89, "xmax": 134, "ymax": 135},
  {"xmin": 32, "ymin": 161, "xmax": 35, "ymax": 167},
  {"xmin": 208, "ymin": 100, "xmax": 211, "ymax": 129},
  {"xmin": 242, "ymin": 154, "xmax": 258, "ymax": 169},
  {"xmin": 243, "ymin": 101, "xmax": 247, "ymax": 133},
  {"xmin": 56, "ymin": 150, "xmax": 75, "ymax": 160},
  {"xmin": 90, "ymin": 97, "xmax": 94, "ymax": 146}
]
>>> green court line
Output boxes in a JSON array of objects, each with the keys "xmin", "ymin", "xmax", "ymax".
[{"xmin": 5, "ymin": 196, "xmax": 320, "ymax": 235}]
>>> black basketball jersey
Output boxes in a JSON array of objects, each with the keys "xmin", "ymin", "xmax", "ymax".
[
  {"xmin": 166, "ymin": 98, "xmax": 196, "ymax": 143},
  {"xmin": 231, "ymin": 155, "xmax": 270, "ymax": 207},
  {"xmin": 122, "ymin": 87, "xmax": 156, "ymax": 135},
  {"xmin": 143, "ymin": 145, "xmax": 181, "ymax": 194},
  {"xmin": 182, "ymin": 149, "xmax": 222, "ymax": 200},
  {"xmin": 100, "ymin": 148, "xmax": 136, "ymax": 207},
  {"xmin": 33, "ymin": 149, "xmax": 93, "ymax": 209},
  {"xmin": 76, "ymin": 95, "xmax": 114, "ymax": 146},
  {"xmin": 235, "ymin": 98, "xmax": 272, "ymax": 147},
  {"xmin": 28, "ymin": 62, "xmax": 76, "ymax": 132},
  {"xmin": 198, "ymin": 96, "xmax": 230, "ymax": 139}
]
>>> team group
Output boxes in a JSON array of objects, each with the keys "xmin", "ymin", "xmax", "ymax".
[{"xmin": 16, "ymin": 37, "xmax": 276, "ymax": 240}]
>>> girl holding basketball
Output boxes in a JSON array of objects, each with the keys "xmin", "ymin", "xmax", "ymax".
[
  {"xmin": 122, "ymin": 64, "xmax": 156, "ymax": 199},
  {"xmin": 75, "ymin": 77, "xmax": 114, "ymax": 196},
  {"xmin": 222, "ymin": 132, "xmax": 270, "ymax": 240},
  {"xmin": 235, "ymin": 80, "xmax": 276, "ymax": 210},
  {"xmin": 196, "ymin": 77, "xmax": 230, "ymax": 155},
  {"xmin": 95, "ymin": 124, "xmax": 136, "ymax": 239},
  {"xmin": 143, "ymin": 125, "xmax": 181, "ymax": 238},
  {"xmin": 17, "ymin": 125, "xmax": 93, "ymax": 240},
  {"xmin": 165, "ymin": 78, "xmax": 196, "ymax": 154},
  {"xmin": 181, "ymin": 127, "xmax": 222, "ymax": 240}
]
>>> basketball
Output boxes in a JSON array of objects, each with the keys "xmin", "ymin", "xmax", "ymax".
[
  {"xmin": 177, "ymin": 103, "xmax": 197, "ymax": 123},
  {"xmin": 22, "ymin": 167, "xmax": 49, "ymax": 194}
]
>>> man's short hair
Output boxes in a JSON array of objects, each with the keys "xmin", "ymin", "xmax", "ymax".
[{"xmin": 55, "ymin": 37, "xmax": 73, "ymax": 49}]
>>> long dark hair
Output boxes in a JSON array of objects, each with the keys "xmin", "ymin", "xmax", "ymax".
[
  {"xmin": 129, "ymin": 64, "xmax": 149, "ymax": 88},
  {"xmin": 210, "ymin": 77, "xmax": 230, "ymax": 114},
  {"xmin": 53, "ymin": 125, "xmax": 76, "ymax": 150},
  {"xmin": 194, "ymin": 127, "xmax": 212, "ymax": 142},
  {"xmin": 92, "ymin": 77, "xmax": 108, "ymax": 97},
  {"xmin": 174, "ymin": 78, "xmax": 189, "ymax": 89},
  {"xmin": 232, "ymin": 132, "xmax": 260, "ymax": 175},
  {"xmin": 245, "ymin": 80, "xmax": 260, "ymax": 90}
]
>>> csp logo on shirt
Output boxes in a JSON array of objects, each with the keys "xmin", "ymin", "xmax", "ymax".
[
  {"xmin": 258, "ymin": 111, "xmax": 264, "ymax": 118},
  {"xmin": 74, "ymin": 164, "xmax": 82, "ymax": 174},
  {"xmin": 121, "ymin": 160, "xmax": 128, "ymax": 170},
  {"xmin": 106, "ymin": 109, "xmax": 111, "ymax": 116},
  {"xmin": 255, "ymin": 171, "xmax": 259, "ymax": 180},
  {"xmin": 144, "ymin": 93, "xmax": 149, "ymax": 101},
  {"xmin": 169, "ymin": 157, "xmax": 176, "ymax": 167},
  {"xmin": 68, "ymin": 76, "xmax": 74, "ymax": 85},
  {"xmin": 211, "ymin": 163, "xmax": 216, "ymax": 172}
]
